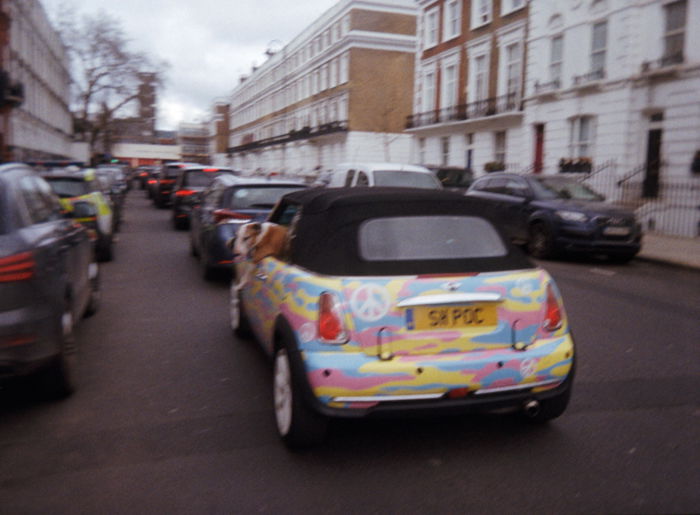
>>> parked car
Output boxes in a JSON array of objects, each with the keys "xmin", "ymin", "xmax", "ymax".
[
  {"xmin": 41, "ymin": 168, "xmax": 115, "ymax": 262},
  {"xmin": 326, "ymin": 163, "xmax": 443, "ymax": 189},
  {"xmin": 153, "ymin": 162, "xmax": 200, "ymax": 208},
  {"xmin": 429, "ymin": 166, "xmax": 474, "ymax": 192},
  {"xmin": 171, "ymin": 165, "xmax": 242, "ymax": 230},
  {"xmin": 95, "ymin": 165, "xmax": 129, "ymax": 232},
  {"xmin": 230, "ymin": 187, "xmax": 575, "ymax": 448},
  {"xmin": 135, "ymin": 165, "xmax": 155, "ymax": 189},
  {"xmin": 190, "ymin": 175, "xmax": 306, "ymax": 279},
  {"xmin": 0, "ymin": 163, "xmax": 99, "ymax": 398},
  {"xmin": 145, "ymin": 167, "xmax": 161, "ymax": 199},
  {"xmin": 466, "ymin": 173, "xmax": 643, "ymax": 262}
]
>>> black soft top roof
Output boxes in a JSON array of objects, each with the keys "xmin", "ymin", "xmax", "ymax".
[{"xmin": 273, "ymin": 187, "xmax": 533, "ymax": 276}]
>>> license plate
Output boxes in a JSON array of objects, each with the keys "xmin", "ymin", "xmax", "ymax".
[
  {"xmin": 405, "ymin": 304, "xmax": 498, "ymax": 330},
  {"xmin": 603, "ymin": 226, "xmax": 630, "ymax": 236}
]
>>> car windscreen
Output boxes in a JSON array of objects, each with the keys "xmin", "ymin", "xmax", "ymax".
[
  {"xmin": 535, "ymin": 178, "xmax": 605, "ymax": 201},
  {"xmin": 373, "ymin": 171, "xmax": 441, "ymax": 189},
  {"xmin": 44, "ymin": 178, "xmax": 90, "ymax": 198},
  {"xmin": 227, "ymin": 186, "xmax": 306, "ymax": 210},
  {"xmin": 359, "ymin": 216, "xmax": 507, "ymax": 261},
  {"xmin": 163, "ymin": 167, "xmax": 183, "ymax": 179},
  {"xmin": 185, "ymin": 170, "xmax": 235, "ymax": 187}
]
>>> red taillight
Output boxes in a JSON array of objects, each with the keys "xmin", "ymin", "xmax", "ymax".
[
  {"xmin": 544, "ymin": 284, "xmax": 563, "ymax": 332},
  {"xmin": 213, "ymin": 209, "xmax": 253, "ymax": 223},
  {"xmin": 160, "ymin": 179, "xmax": 175, "ymax": 185},
  {"xmin": 203, "ymin": 168, "xmax": 219, "ymax": 172},
  {"xmin": 318, "ymin": 292, "xmax": 347, "ymax": 344},
  {"xmin": 175, "ymin": 189, "xmax": 196, "ymax": 197},
  {"xmin": 0, "ymin": 252, "xmax": 35, "ymax": 282},
  {"xmin": 147, "ymin": 179, "xmax": 157, "ymax": 185}
]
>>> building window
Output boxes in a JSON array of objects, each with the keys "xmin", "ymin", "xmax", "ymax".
[
  {"xmin": 550, "ymin": 35, "xmax": 563, "ymax": 86},
  {"xmin": 663, "ymin": 0, "xmax": 686, "ymax": 63},
  {"xmin": 569, "ymin": 116, "xmax": 595, "ymax": 158},
  {"xmin": 423, "ymin": 69, "xmax": 436, "ymax": 112},
  {"xmin": 501, "ymin": 0, "xmax": 525, "ymax": 16},
  {"xmin": 441, "ymin": 62, "xmax": 458, "ymax": 109},
  {"xmin": 591, "ymin": 21, "xmax": 607, "ymax": 74},
  {"xmin": 494, "ymin": 131, "xmax": 506, "ymax": 164},
  {"xmin": 441, "ymin": 136, "xmax": 450, "ymax": 165},
  {"xmin": 418, "ymin": 138, "xmax": 426, "ymax": 164},
  {"xmin": 474, "ymin": 55, "xmax": 488, "ymax": 101},
  {"xmin": 340, "ymin": 52, "xmax": 349, "ymax": 83},
  {"xmin": 472, "ymin": 0, "xmax": 492, "ymax": 28},
  {"xmin": 443, "ymin": 0, "xmax": 461, "ymax": 41},
  {"xmin": 504, "ymin": 42, "xmax": 521, "ymax": 97},
  {"xmin": 425, "ymin": 7, "xmax": 439, "ymax": 48}
]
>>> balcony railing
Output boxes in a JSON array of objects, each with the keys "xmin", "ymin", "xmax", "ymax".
[
  {"xmin": 572, "ymin": 69, "xmax": 605, "ymax": 86},
  {"xmin": 406, "ymin": 93, "xmax": 521, "ymax": 129},
  {"xmin": 533, "ymin": 79, "xmax": 561, "ymax": 95},
  {"xmin": 640, "ymin": 52, "xmax": 684, "ymax": 73},
  {"xmin": 228, "ymin": 120, "xmax": 348, "ymax": 154}
]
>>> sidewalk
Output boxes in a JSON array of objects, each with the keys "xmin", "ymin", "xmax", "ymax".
[{"xmin": 637, "ymin": 232, "xmax": 700, "ymax": 270}]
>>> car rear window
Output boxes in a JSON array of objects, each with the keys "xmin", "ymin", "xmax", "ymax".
[
  {"xmin": 359, "ymin": 216, "xmax": 507, "ymax": 261},
  {"xmin": 227, "ymin": 186, "xmax": 305, "ymax": 210},
  {"xmin": 44, "ymin": 178, "xmax": 89, "ymax": 198},
  {"xmin": 185, "ymin": 170, "xmax": 236, "ymax": 187},
  {"xmin": 373, "ymin": 170, "xmax": 440, "ymax": 189}
]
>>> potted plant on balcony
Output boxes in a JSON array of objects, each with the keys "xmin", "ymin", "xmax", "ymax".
[{"xmin": 484, "ymin": 161, "xmax": 505, "ymax": 173}]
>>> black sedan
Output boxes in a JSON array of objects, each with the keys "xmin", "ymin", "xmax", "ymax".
[
  {"xmin": 466, "ymin": 173, "xmax": 642, "ymax": 261},
  {"xmin": 189, "ymin": 176, "xmax": 307, "ymax": 279}
]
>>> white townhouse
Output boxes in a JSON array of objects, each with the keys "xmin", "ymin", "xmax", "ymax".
[
  {"xmin": 407, "ymin": 0, "xmax": 529, "ymax": 175},
  {"xmin": 225, "ymin": 0, "xmax": 418, "ymax": 177},
  {"xmin": 1, "ymin": 0, "xmax": 73, "ymax": 162},
  {"xmin": 524, "ymin": 0, "xmax": 700, "ymax": 237}
]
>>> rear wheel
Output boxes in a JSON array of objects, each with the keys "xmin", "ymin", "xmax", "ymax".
[
  {"xmin": 273, "ymin": 346, "xmax": 327, "ymax": 449},
  {"xmin": 608, "ymin": 252, "xmax": 636, "ymax": 264},
  {"xmin": 38, "ymin": 305, "xmax": 77, "ymax": 399},
  {"xmin": 84, "ymin": 261, "xmax": 100, "ymax": 317},
  {"xmin": 528, "ymin": 223, "xmax": 554, "ymax": 259}
]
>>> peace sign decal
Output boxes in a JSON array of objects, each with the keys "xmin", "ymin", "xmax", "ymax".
[{"xmin": 350, "ymin": 284, "xmax": 391, "ymax": 322}]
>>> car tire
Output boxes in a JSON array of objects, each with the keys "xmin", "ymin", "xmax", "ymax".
[
  {"xmin": 230, "ymin": 287, "xmax": 252, "ymax": 338},
  {"xmin": 273, "ymin": 346, "xmax": 328, "ymax": 449},
  {"xmin": 96, "ymin": 234, "xmax": 113, "ymax": 262},
  {"xmin": 83, "ymin": 261, "xmax": 100, "ymax": 318},
  {"xmin": 190, "ymin": 235, "xmax": 199, "ymax": 257},
  {"xmin": 608, "ymin": 252, "xmax": 636, "ymax": 264},
  {"xmin": 38, "ymin": 304, "xmax": 77, "ymax": 399},
  {"xmin": 528, "ymin": 223, "xmax": 555, "ymax": 259}
]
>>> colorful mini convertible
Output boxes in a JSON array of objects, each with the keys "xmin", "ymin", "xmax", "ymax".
[{"xmin": 230, "ymin": 188, "xmax": 576, "ymax": 447}]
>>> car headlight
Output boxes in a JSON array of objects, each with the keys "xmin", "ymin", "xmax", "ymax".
[{"xmin": 556, "ymin": 210, "xmax": 588, "ymax": 223}]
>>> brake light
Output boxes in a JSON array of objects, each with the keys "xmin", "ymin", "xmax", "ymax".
[
  {"xmin": 203, "ymin": 168, "xmax": 219, "ymax": 172},
  {"xmin": 543, "ymin": 284, "xmax": 563, "ymax": 332},
  {"xmin": 214, "ymin": 209, "xmax": 253, "ymax": 223},
  {"xmin": 147, "ymin": 179, "xmax": 157, "ymax": 185},
  {"xmin": 160, "ymin": 179, "xmax": 175, "ymax": 185},
  {"xmin": 318, "ymin": 292, "xmax": 347, "ymax": 344},
  {"xmin": 175, "ymin": 189, "xmax": 196, "ymax": 197},
  {"xmin": 0, "ymin": 252, "xmax": 35, "ymax": 282}
]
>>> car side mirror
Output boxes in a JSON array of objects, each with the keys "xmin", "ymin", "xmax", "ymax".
[{"xmin": 70, "ymin": 201, "xmax": 97, "ymax": 219}]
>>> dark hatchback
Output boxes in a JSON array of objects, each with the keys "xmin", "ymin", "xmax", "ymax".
[
  {"xmin": 189, "ymin": 176, "xmax": 306, "ymax": 279},
  {"xmin": 171, "ymin": 166, "xmax": 241, "ymax": 230},
  {"xmin": 466, "ymin": 173, "xmax": 642, "ymax": 261},
  {"xmin": 153, "ymin": 162, "xmax": 199, "ymax": 208},
  {"xmin": 0, "ymin": 164, "xmax": 99, "ymax": 398}
]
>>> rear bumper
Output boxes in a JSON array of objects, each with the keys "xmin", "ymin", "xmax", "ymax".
[
  {"xmin": 296, "ymin": 334, "xmax": 575, "ymax": 418},
  {"xmin": 0, "ymin": 305, "xmax": 60, "ymax": 379},
  {"xmin": 554, "ymin": 234, "xmax": 641, "ymax": 255}
]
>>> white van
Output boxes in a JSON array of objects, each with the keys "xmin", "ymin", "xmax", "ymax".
[{"xmin": 327, "ymin": 163, "xmax": 442, "ymax": 189}]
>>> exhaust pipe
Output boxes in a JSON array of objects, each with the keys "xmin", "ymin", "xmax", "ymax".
[{"xmin": 523, "ymin": 399, "xmax": 540, "ymax": 418}]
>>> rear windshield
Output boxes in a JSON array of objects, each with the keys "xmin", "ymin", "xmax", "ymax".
[
  {"xmin": 359, "ymin": 216, "xmax": 507, "ymax": 261},
  {"xmin": 227, "ymin": 186, "xmax": 305, "ymax": 210},
  {"xmin": 44, "ymin": 178, "xmax": 89, "ymax": 198},
  {"xmin": 373, "ymin": 171, "xmax": 440, "ymax": 189},
  {"xmin": 185, "ymin": 169, "xmax": 236, "ymax": 187},
  {"xmin": 163, "ymin": 166, "xmax": 183, "ymax": 179}
]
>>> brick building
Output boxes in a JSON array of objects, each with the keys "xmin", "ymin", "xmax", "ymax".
[
  {"xmin": 407, "ymin": 0, "xmax": 528, "ymax": 175},
  {"xmin": 224, "ymin": 0, "xmax": 418, "ymax": 176}
]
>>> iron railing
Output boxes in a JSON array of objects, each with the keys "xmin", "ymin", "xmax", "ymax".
[{"xmin": 406, "ymin": 93, "xmax": 521, "ymax": 129}]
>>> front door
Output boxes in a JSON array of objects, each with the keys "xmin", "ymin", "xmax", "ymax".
[
  {"xmin": 534, "ymin": 124, "xmax": 544, "ymax": 174},
  {"xmin": 643, "ymin": 128, "xmax": 662, "ymax": 198}
]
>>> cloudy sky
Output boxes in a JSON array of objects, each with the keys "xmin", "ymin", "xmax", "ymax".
[{"xmin": 40, "ymin": 0, "xmax": 339, "ymax": 130}]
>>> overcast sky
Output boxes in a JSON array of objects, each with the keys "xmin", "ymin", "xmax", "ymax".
[{"xmin": 40, "ymin": 0, "xmax": 339, "ymax": 130}]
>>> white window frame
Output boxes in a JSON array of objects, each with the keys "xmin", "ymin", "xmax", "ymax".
[
  {"xmin": 467, "ymin": 38, "xmax": 490, "ymax": 103},
  {"xmin": 422, "ymin": 65, "xmax": 437, "ymax": 112},
  {"xmin": 550, "ymin": 35, "xmax": 563, "ymax": 86},
  {"xmin": 591, "ymin": 20, "xmax": 607, "ymax": 74},
  {"xmin": 425, "ymin": 7, "xmax": 440, "ymax": 48},
  {"xmin": 471, "ymin": 0, "xmax": 492, "ymax": 29},
  {"xmin": 501, "ymin": 0, "xmax": 525, "ymax": 17},
  {"xmin": 340, "ymin": 52, "xmax": 349, "ymax": 84},
  {"xmin": 663, "ymin": 0, "xmax": 687, "ymax": 61},
  {"xmin": 443, "ymin": 0, "xmax": 461, "ymax": 42},
  {"xmin": 569, "ymin": 116, "xmax": 595, "ymax": 158},
  {"xmin": 441, "ymin": 136, "xmax": 450, "ymax": 166},
  {"xmin": 440, "ymin": 54, "xmax": 460, "ymax": 110}
]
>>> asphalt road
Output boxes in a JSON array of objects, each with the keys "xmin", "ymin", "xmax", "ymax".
[{"xmin": 1, "ymin": 191, "xmax": 699, "ymax": 514}]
